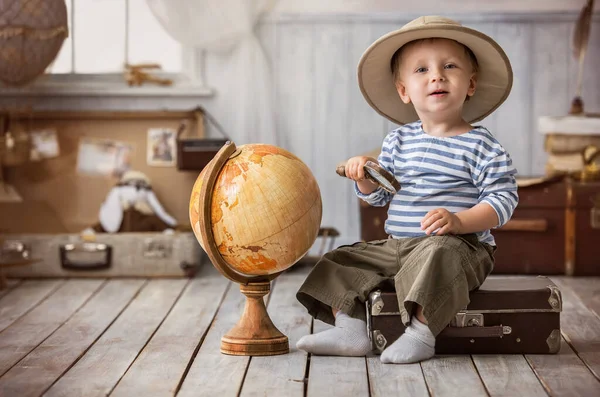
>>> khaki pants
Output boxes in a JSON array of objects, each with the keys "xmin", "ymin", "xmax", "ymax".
[{"xmin": 296, "ymin": 234, "xmax": 495, "ymax": 336}]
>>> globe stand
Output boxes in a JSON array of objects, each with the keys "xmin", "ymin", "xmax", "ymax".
[
  {"xmin": 198, "ymin": 141, "xmax": 289, "ymax": 356},
  {"xmin": 221, "ymin": 282, "xmax": 288, "ymax": 356}
]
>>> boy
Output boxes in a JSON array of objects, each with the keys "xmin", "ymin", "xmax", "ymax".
[{"xmin": 296, "ymin": 16, "xmax": 518, "ymax": 364}]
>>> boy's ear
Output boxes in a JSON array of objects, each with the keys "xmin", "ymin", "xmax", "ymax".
[
  {"xmin": 395, "ymin": 80, "xmax": 411, "ymax": 104},
  {"xmin": 467, "ymin": 73, "xmax": 477, "ymax": 98}
]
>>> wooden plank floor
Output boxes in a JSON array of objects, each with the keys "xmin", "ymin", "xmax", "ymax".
[{"xmin": 0, "ymin": 266, "xmax": 599, "ymax": 397}]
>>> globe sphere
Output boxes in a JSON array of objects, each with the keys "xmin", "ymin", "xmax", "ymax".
[{"xmin": 189, "ymin": 143, "xmax": 322, "ymax": 277}]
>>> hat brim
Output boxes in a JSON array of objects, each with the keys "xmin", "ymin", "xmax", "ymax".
[{"xmin": 357, "ymin": 25, "xmax": 513, "ymax": 125}]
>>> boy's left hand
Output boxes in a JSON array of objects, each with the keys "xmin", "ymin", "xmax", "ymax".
[{"xmin": 421, "ymin": 208, "xmax": 463, "ymax": 235}]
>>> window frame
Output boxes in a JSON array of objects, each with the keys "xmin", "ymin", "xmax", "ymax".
[{"xmin": 0, "ymin": 1, "xmax": 213, "ymax": 98}]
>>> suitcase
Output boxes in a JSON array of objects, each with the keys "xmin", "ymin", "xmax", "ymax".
[
  {"xmin": 491, "ymin": 176, "xmax": 600, "ymax": 275},
  {"xmin": 366, "ymin": 276, "xmax": 562, "ymax": 355},
  {"xmin": 176, "ymin": 107, "xmax": 229, "ymax": 172},
  {"xmin": 1, "ymin": 232, "xmax": 204, "ymax": 278}
]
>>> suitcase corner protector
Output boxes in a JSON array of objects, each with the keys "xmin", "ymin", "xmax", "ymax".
[
  {"xmin": 368, "ymin": 289, "xmax": 384, "ymax": 315},
  {"xmin": 547, "ymin": 285, "xmax": 563, "ymax": 312},
  {"xmin": 547, "ymin": 329, "xmax": 561, "ymax": 353},
  {"xmin": 371, "ymin": 330, "xmax": 387, "ymax": 353}
]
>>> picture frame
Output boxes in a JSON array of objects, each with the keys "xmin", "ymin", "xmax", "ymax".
[{"xmin": 147, "ymin": 128, "xmax": 177, "ymax": 167}]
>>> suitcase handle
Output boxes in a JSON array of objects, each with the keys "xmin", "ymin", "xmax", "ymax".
[
  {"xmin": 60, "ymin": 243, "xmax": 112, "ymax": 271},
  {"xmin": 439, "ymin": 325, "xmax": 511, "ymax": 339},
  {"xmin": 496, "ymin": 219, "xmax": 548, "ymax": 232}
]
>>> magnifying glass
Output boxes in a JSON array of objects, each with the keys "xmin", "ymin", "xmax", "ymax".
[{"xmin": 336, "ymin": 161, "xmax": 401, "ymax": 194}]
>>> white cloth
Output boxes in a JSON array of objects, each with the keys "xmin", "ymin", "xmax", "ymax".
[{"xmin": 146, "ymin": 0, "xmax": 278, "ymax": 145}]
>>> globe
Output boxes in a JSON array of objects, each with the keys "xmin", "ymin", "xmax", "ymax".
[
  {"xmin": 188, "ymin": 141, "xmax": 322, "ymax": 356},
  {"xmin": 189, "ymin": 142, "xmax": 322, "ymax": 278}
]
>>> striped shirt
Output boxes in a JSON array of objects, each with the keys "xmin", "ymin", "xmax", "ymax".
[{"xmin": 356, "ymin": 121, "xmax": 519, "ymax": 246}]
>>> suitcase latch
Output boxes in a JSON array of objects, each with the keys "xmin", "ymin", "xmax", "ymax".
[
  {"xmin": 451, "ymin": 313, "xmax": 484, "ymax": 327},
  {"xmin": 369, "ymin": 290, "xmax": 384, "ymax": 316},
  {"xmin": 143, "ymin": 238, "xmax": 173, "ymax": 259}
]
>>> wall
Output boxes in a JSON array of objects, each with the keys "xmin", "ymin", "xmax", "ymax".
[{"xmin": 2, "ymin": 10, "xmax": 600, "ymax": 245}]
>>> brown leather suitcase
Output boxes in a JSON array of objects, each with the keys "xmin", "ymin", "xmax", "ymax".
[
  {"xmin": 490, "ymin": 176, "xmax": 567, "ymax": 274},
  {"xmin": 491, "ymin": 177, "xmax": 600, "ymax": 275},
  {"xmin": 359, "ymin": 200, "xmax": 389, "ymax": 242},
  {"xmin": 366, "ymin": 276, "xmax": 562, "ymax": 355}
]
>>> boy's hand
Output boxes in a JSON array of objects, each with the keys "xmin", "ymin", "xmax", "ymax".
[
  {"xmin": 344, "ymin": 156, "xmax": 379, "ymax": 194},
  {"xmin": 344, "ymin": 156, "xmax": 376, "ymax": 181},
  {"xmin": 421, "ymin": 208, "xmax": 463, "ymax": 235}
]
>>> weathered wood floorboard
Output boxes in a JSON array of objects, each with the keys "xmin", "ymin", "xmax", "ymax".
[
  {"xmin": 554, "ymin": 277, "xmax": 600, "ymax": 319},
  {"xmin": 239, "ymin": 271, "xmax": 312, "ymax": 397},
  {"xmin": 0, "ymin": 280, "xmax": 145, "ymax": 397},
  {"xmin": 367, "ymin": 357, "xmax": 430, "ymax": 397},
  {"xmin": 0, "ymin": 274, "xmax": 598, "ymax": 396},
  {"xmin": 110, "ymin": 276, "xmax": 230, "ymax": 397},
  {"xmin": 551, "ymin": 277, "xmax": 600, "ymax": 380},
  {"xmin": 420, "ymin": 356, "xmax": 488, "ymax": 397},
  {"xmin": 472, "ymin": 355, "xmax": 548, "ymax": 397},
  {"xmin": 526, "ymin": 338, "xmax": 600, "ymax": 397},
  {"xmin": 176, "ymin": 282, "xmax": 250, "ymax": 397},
  {"xmin": 0, "ymin": 279, "xmax": 64, "ymax": 333},
  {"xmin": 43, "ymin": 279, "xmax": 187, "ymax": 397},
  {"xmin": 0, "ymin": 279, "xmax": 104, "ymax": 377}
]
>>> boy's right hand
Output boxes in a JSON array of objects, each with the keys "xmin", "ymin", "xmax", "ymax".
[{"xmin": 344, "ymin": 156, "xmax": 379, "ymax": 194}]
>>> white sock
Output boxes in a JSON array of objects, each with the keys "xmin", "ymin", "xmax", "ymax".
[
  {"xmin": 380, "ymin": 317, "xmax": 435, "ymax": 364},
  {"xmin": 296, "ymin": 312, "xmax": 372, "ymax": 356}
]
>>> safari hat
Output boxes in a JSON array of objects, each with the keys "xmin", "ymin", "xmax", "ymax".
[
  {"xmin": 120, "ymin": 170, "xmax": 151, "ymax": 186},
  {"xmin": 357, "ymin": 16, "xmax": 513, "ymax": 125}
]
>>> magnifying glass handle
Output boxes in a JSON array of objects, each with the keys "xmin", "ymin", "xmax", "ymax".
[
  {"xmin": 335, "ymin": 164, "xmax": 374, "ymax": 183},
  {"xmin": 335, "ymin": 162, "xmax": 400, "ymax": 194},
  {"xmin": 335, "ymin": 165, "xmax": 348, "ymax": 177}
]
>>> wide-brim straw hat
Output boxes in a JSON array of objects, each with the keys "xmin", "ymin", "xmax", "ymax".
[
  {"xmin": 120, "ymin": 170, "xmax": 151, "ymax": 185},
  {"xmin": 357, "ymin": 16, "xmax": 513, "ymax": 125}
]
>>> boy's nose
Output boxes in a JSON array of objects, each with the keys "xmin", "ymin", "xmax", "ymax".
[
  {"xmin": 430, "ymin": 72, "xmax": 445, "ymax": 82},
  {"xmin": 430, "ymin": 67, "xmax": 446, "ymax": 82}
]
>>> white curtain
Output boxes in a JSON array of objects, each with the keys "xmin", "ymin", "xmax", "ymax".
[{"xmin": 146, "ymin": 0, "xmax": 278, "ymax": 145}]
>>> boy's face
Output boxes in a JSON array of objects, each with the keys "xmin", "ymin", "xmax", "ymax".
[{"xmin": 395, "ymin": 39, "xmax": 477, "ymax": 121}]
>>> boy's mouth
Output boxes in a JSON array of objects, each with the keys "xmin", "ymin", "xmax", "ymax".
[{"xmin": 429, "ymin": 90, "xmax": 448, "ymax": 96}]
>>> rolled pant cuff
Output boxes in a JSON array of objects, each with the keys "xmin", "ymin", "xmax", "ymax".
[
  {"xmin": 403, "ymin": 291, "xmax": 448, "ymax": 337},
  {"xmin": 296, "ymin": 285, "xmax": 356, "ymax": 326},
  {"xmin": 426, "ymin": 315, "xmax": 448, "ymax": 337},
  {"xmin": 297, "ymin": 278, "xmax": 384, "ymax": 325}
]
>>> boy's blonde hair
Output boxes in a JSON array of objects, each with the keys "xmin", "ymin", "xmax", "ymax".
[{"xmin": 390, "ymin": 38, "xmax": 479, "ymax": 83}]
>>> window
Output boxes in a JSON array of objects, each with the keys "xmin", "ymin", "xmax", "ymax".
[
  {"xmin": 0, "ymin": 0, "xmax": 212, "ymax": 98},
  {"xmin": 51, "ymin": 0, "xmax": 181, "ymax": 74}
]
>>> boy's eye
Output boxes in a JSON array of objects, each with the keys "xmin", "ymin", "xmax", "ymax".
[
  {"xmin": 415, "ymin": 67, "xmax": 427, "ymax": 73},
  {"xmin": 444, "ymin": 64, "xmax": 456, "ymax": 69}
]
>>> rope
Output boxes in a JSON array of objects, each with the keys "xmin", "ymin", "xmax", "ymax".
[{"xmin": 0, "ymin": 25, "xmax": 68, "ymax": 40}]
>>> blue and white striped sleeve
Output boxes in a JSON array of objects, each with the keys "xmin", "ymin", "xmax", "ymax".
[
  {"xmin": 355, "ymin": 133, "xmax": 396, "ymax": 207},
  {"xmin": 476, "ymin": 150, "xmax": 519, "ymax": 228}
]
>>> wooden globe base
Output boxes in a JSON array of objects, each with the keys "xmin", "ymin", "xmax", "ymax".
[{"xmin": 221, "ymin": 282, "xmax": 289, "ymax": 356}]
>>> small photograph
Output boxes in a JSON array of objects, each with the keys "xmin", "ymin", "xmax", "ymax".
[
  {"xmin": 30, "ymin": 129, "xmax": 60, "ymax": 161},
  {"xmin": 76, "ymin": 137, "xmax": 133, "ymax": 178},
  {"xmin": 147, "ymin": 128, "xmax": 177, "ymax": 167}
]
